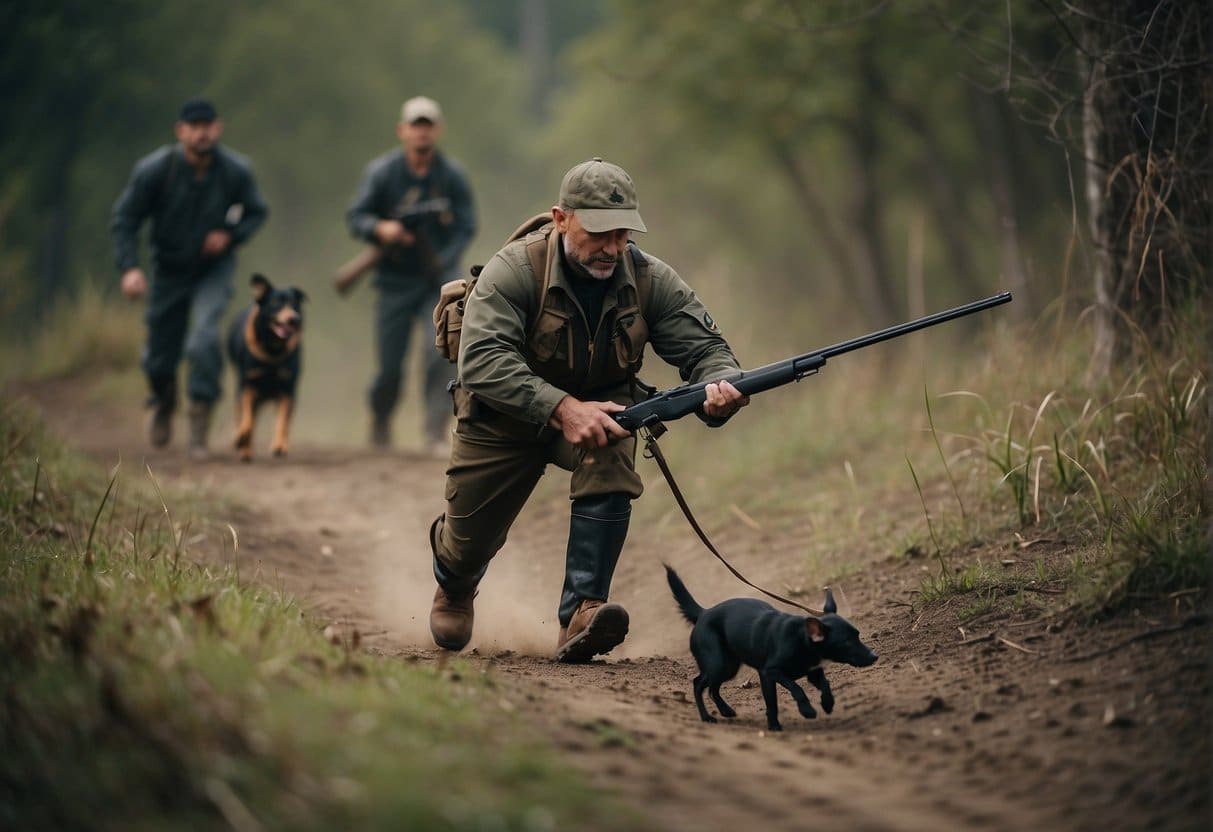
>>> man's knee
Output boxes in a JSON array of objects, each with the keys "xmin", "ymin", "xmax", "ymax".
[{"xmin": 572, "ymin": 492, "xmax": 632, "ymax": 521}]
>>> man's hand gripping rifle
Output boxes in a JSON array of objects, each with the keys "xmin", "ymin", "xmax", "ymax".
[
  {"xmin": 334, "ymin": 196, "xmax": 452, "ymax": 295},
  {"xmin": 614, "ymin": 292, "xmax": 1012, "ymax": 436}
]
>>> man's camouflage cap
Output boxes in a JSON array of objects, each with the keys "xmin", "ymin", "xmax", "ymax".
[{"xmin": 558, "ymin": 157, "xmax": 647, "ymax": 233}]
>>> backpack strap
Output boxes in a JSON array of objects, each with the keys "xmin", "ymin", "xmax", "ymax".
[
  {"xmin": 524, "ymin": 223, "xmax": 558, "ymax": 342},
  {"xmin": 628, "ymin": 242, "xmax": 651, "ymax": 321}
]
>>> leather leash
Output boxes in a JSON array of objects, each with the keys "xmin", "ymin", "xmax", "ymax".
[{"xmin": 639, "ymin": 424, "xmax": 823, "ymax": 617}]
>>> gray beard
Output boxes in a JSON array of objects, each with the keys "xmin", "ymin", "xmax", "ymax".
[{"xmin": 562, "ymin": 236, "xmax": 615, "ymax": 281}]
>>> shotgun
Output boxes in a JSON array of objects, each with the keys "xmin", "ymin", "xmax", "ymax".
[{"xmin": 613, "ymin": 291, "xmax": 1012, "ymax": 432}]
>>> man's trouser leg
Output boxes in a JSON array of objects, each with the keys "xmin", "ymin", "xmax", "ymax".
[
  {"xmin": 183, "ymin": 258, "xmax": 235, "ymax": 405},
  {"xmin": 142, "ymin": 269, "xmax": 193, "ymax": 447},
  {"xmin": 419, "ymin": 278, "xmax": 454, "ymax": 446},
  {"xmin": 182, "ymin": 259, "xmax": 234, "ymax": 455},
  {"xmin": 430, "ymin": 412, "xmax": 550, "ymax": 650},
  {"xmin": 369, "ymin": 283, "xmax": 424, "ymax": 445},
  {"xmin": 422, "ymin": 341, "xmax": 455, "ymax": 447}
]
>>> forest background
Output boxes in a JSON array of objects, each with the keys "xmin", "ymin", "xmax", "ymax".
[{"xmin": 1, "ymin": 0, "xmax": 1207, "ymax": 439}]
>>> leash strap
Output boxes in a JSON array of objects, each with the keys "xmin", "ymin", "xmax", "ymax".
[{"xmin": 639, "ymin": 425, "xmax": 822, "ymax": 617}]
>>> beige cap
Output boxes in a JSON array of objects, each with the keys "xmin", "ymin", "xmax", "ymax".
[
  {"xmin": 558, "ymin": 157, "xmax": 647, "ymax": 233},
  {"xmin": 401, "ymin": 95, "xmax": 443, "ymax": 124}
]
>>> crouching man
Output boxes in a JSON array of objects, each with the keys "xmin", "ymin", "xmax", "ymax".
[{"xmin": 428, "ymin": 157, "xmax": 748, "ymax": 662}]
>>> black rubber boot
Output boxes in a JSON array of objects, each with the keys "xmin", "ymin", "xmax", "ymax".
[{"xmin": 555, "ymin": 493, "xmax": 632, "ymax": 663}]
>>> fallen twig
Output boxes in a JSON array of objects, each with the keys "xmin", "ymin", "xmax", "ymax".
[
  {"xmin": 728, "ymin": 503, "xmax": 762, "ymax": 531},
  {"xmin": 996, "ymin": 635, "xmax": 1038, "ymax": 654},
  {"xmin": 958, "ymin": 632, "xmax": 994, "ymax": 646}
]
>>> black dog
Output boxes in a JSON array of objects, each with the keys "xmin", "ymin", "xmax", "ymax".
[
  {"xmin": 666, "ymin": 565, "xmax": 878, "ymax": 731},
  {"xmin": 226, "ymin": 274, "xmax": 306, "ymax": 462}
]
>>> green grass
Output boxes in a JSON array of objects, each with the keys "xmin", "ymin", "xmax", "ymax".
[
  {"xmin": 902, "ymin": 304, "xmax": 1209, "ymax": 619},
  {"xmin": 0, "ymin": 400, "xmax": 644, "ymax": 831}
]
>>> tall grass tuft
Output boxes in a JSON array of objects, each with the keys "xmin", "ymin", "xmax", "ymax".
[{"xmin": 921, "ymin": 304, "xmax": 1208, "ymax": 616}]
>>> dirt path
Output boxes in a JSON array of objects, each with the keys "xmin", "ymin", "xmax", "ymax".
[{"xmin": 15, "ymin": 381, "xmax": 1210, "ymax": 832}]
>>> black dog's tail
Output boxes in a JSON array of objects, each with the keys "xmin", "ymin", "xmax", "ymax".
[{"xmin": 664, "ymin": 564, "xmax": 704, "ymax": 625}]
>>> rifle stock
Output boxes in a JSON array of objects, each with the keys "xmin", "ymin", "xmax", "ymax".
[
  {"xmin": 334, "ymin": 197, "xmax": 452, "ymax": 295},
  {"xmin": 613, "ymin": 291, "xmax": 1012, "ymax": 432},
  {"xmin": 333, "ymin": 246, "xmax": 382, "ymax": 295}
]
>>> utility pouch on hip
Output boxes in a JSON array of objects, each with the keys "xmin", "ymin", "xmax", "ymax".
[{"xmin": 433, "ymin": 276, "xmax": 471, "ymax": 362}]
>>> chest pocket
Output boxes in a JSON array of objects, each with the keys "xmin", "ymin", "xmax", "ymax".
[
  {"xmin": 529, "ymin": 303, "xmax": 573, "ymax": 367},
  {"xmin": 613, "ymin": 293, "xmax": 648, "ymax": 372}
]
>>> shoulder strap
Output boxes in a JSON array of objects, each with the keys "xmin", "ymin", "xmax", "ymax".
[
  {"xmin": 524, "ymin": 224, "xmax": 559, "ymax": 341},
  {"xmin": 628, "ymin": 242, "xmax": 652, "ymax": 318}
]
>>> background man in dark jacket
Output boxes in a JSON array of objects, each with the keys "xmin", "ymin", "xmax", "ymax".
[
  {"xmin": 111, "ymin": 97, "xmax": 269, "ymax": 457},
  {"xmin": 344, "ymin": 95, "xmax": 477, "ymax": 454}
]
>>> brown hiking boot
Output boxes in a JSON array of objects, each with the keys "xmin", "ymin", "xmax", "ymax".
[
  {"xmin": 187, "ymin": 400, "xmax": 212, "ymax": 460},
  {"xmin": 429, "ymin": 585, "xmax": 476, "ymax": 651},
  {"xmin": 555, "ymin": 599, "xmax": 629, "ymax": 663}
]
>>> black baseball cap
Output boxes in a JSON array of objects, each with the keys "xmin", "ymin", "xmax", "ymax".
[{"xmin": 179, "ymin": 97, "xmax": 218, "ymax": 123}]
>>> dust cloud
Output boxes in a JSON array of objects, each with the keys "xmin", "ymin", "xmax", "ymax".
[{"xmin": 367, "ymin": 504, "xmax": 693, "ymax": 660}]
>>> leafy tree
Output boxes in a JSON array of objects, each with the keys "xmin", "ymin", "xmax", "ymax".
[
  {"xmin": 0, "ymin": 2, "xmax": 236, "ymax": 319},
  {"xmin": 550, "ymin": 0, "xmax": 1069, "ymax": 325}
]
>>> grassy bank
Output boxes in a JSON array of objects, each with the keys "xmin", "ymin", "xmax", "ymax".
[
  {"xmin": 0, "ymin": 400, "xmax": 641, "ymax": 831},
  {"xmin": 626, "ymin": 302, "xmax": 1208, "ymax": 625}
]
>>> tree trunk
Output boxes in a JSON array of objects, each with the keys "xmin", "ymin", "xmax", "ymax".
[
  {"xmin": 974, "ymin": 93, "xmax": 1029, "ymax": 319},
  {"xmin": 1080, "ymin": 0, "xmax": 1211, "ymax": 379},
  {"xmin": 849, "ymin": 40, "xmax": 899, "ymax": 322},
  {"xmin": 519, "ymin": 0, "xmax": 550, "ymax": 120},
  {"xmin": 888, "ymin": 94, "xmax": 987, "ymax": 309},
  {"xmin": 767, "ymin": 138, "xmax": 873, "ymax": 309}
]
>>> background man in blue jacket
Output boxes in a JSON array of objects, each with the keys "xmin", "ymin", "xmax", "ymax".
[{"xmin": 344, "ymin": 96, "xmax": 477, "ymax": 454}]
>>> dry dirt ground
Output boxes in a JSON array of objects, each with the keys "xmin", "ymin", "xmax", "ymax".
[{"xmin": 13, "ymin": 380, "xmax": 1211, "ymax": 832}]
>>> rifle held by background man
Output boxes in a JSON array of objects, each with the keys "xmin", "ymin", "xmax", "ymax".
[{"xmin": 334, "ymin": 196, "xmax": 451, "ymax": 295}]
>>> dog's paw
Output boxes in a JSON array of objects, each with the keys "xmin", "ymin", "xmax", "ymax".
[
  {"xmin": 271, "ymin": 446, "xmax": 287, "ymax": 458},
  {"xmin": 821, "ymin": 693, "xmax": 835, "ymax": 714},
  {"xmin": 701, "ymin": 714, "xmax": 718, "ymax": 724},
  {"xmin": 766, "ymin": 721, "xmax": 784, "ymax": 732},
  {"xmin": 718, "ymin": 704, "xmax": 737, "ymax": 719},
  {"xmin": 234, "ymin": 432, "xmax": 252, "ymax": 449},
  {"xmin": 798, "ymin": 703, "xmax": 818, "ymax": 719}
]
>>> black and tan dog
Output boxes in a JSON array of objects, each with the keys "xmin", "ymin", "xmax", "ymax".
[
  {"xmin": 666, "ymin": 565, "xmax": 878, "ymax": 731},
  {"xmin": 226, "ymin": 274, "xmax": 306, "ymax": 462}
]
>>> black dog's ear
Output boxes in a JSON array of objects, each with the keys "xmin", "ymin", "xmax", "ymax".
[
  {"xmin": 291, "ymin": 288, "xmax": 308, "ymax": 305},
  {"xmin": 250, "ymin": 273, "xmax": 272, "ymax": 302},
  {"xmin": 823, "ymin": 587, "xmax": 837, "ymax": 615},
  {"xmin": 805, "ymin": 617, "xmax": 827, "ymax": 643}
]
